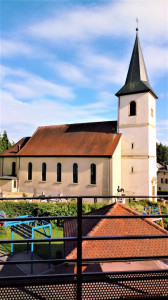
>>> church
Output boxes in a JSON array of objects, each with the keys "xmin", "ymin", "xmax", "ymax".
[{"xmin": 0, "ymin": 30, "xmax": 157, "ymax": 199}]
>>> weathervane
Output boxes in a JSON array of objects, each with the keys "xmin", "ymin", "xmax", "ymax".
[{"xmin": 136, "ymin": 18, "xmax": 139, "ymax": 32}]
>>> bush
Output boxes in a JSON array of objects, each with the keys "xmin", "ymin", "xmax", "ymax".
[
  {"xmin": 126, "ymin": 200, "xmax": 168, "ymax": 230},
  {"xmin": 0, "ymin": 200, "xmax": 107, "ymax": 227}
]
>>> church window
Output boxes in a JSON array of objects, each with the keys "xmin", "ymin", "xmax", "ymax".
[
  {"xmin": 42, "ymin": 163, "xmax": 46, "ymax": 181},
  {"xmin": 131, "ymin": 143, "xmax": 134, "ymax": 149},
  {"xmin": 131, "ymin": 167, "xmax": 134, "ymax": 173},
  {"xmin": 91, "ymin": 163, "xmax": 96, "ymax": 184},
  {"xmin": 28, "ymin": 162, "xmax": 32, "ymax": 180},
  {"xmin": 73, "ymin": 163, "xmax": 78, "ymax": 183},
  {"xmin": 151, "ymin": 108, "xmax": 154, "ymax": 117},
  {"xmin": 57, "ymin": 163, "xmax": 61, "ymax": 182},
  {"xmin": 129, "ymin": 101, "xmax": 136, "ymax": 116},
  {"xmin": 12, "ymin": 162, "xmax": 16, "ymax": 176},
  {"xmin": 161, "ymin": 178, "xmax": 164, "ymax": 184}
]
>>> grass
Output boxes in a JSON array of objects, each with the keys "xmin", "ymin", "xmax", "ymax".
[
  {"xmin": 126, "ymin": 200, "xmax": 168, "ymax": 230},
  {"xmin": 0, "ymin": 225, "xmax": 63, "ymax": 259}
]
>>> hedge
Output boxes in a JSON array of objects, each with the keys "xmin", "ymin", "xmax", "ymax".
[{"xmin": 0, "ymin": 201, "xmax": 106, "ymax": 227}]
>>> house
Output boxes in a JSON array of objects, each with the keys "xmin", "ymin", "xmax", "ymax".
[
  {"xmin": 157, "ymin": 163, "xmax": 168, "ymax": 191},
  {"xmin": 0, "ymin": 29, "xmax": 157, "ymax": 198},
  {"xmin": 64, "ymin": 202, "xmax": 168, "ymax": 272}
]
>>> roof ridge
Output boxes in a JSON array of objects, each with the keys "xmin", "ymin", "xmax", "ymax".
[
  {"xmin": 36, "ymin": 120, "xmax": 118, "ymax": 129},
  {"xmin": 85, "ymin": 202, "xmax": 120, "ymax": 238}
]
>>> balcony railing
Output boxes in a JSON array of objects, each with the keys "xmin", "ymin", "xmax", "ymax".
[{"xmin": 0, "ymin": 195, "xmax": 168, "ymax": 299}]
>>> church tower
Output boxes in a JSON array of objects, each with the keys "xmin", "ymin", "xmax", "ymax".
[{"xmin": 116, "ymin": 29, "xmax": 157, "ymax": 197}]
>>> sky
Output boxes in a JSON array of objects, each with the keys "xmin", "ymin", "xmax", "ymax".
[{"xmin": 0, "ymin": 0, "xmax": 168, "ymax": 145}]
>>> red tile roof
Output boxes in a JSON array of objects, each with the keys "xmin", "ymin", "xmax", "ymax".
[
  {"xmin": 14, "ymin": 121, "xmax": 120, "ymax": 157},
  {"xmin": 64, "ymin": 204, "xmax": 114, "ymax": 258},
  {"xmin": 66, "ymin": 203, "xmax": 168, "ymax": 260},
  {"xmin": 157, "ymin": 162, "xmax": 163, "ymax": 169},
  {"xmin": 0, "ymin": 137, "xmax": 30, "ymax": 157}
]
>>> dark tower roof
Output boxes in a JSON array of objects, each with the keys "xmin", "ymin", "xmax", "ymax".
[{"xmin": 116, "ymin": 30, "xmax": 157, "ymax": 99}]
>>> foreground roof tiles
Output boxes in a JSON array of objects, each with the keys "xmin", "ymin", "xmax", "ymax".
[
  {"xmin": 66, "ymin": 203, "xmax": 168, "ymax": 260},
  {"xmin": 15, "ymin": 121, "xmax": 120, "ymax": 156}
]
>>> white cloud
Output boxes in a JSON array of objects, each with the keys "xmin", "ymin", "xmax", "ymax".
[
  {"xmin": 1, "ymin": 65, "xmax": 75, "ymax": 100},
  {"xmin": 157, "ymin": 120, "xmax": 168, "ymax": 129},
  {"xmin": 27, "ymin": 0, "xmax": 168, "ymax": 43},
  {"xmin": 1, "ymin": 39, "xmax": 33, "ymax": 57},
  {"xmin": 51, "ymin": 62, "xmax": 89, "ymax": 85},
  {"xmin": 0, "ymin": 89, "xmax": 116, "ymax": 142},
  {"xmin": 80, "ymin": 49, "xmax": 128, "ymax": 86},
  {"xmin": 144, "ymin": 45, "xmax": 168, "ymax": 80}
]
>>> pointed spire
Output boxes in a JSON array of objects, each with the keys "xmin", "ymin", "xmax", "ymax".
[{"xmin": 116, "ymin": 30, "xmax": 157, "ymax": 98}]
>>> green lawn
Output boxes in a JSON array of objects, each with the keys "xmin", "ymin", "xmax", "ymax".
[{"xmin": 0, "ymin": 225, "xmax": 63, "ymax": 259}]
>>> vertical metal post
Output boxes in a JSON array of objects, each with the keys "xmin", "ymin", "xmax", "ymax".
[
  {"xmin": 49, "ymin": 224, "xmax": 51, "ymax": 268},
  {"xmin": 11, "ymin": 230, "xmax": 13, "ymax": 256},
  {"xmin": 31, "ymin": 229, "xmax": 34, "ymax": 274},
  {"xmin": 77, "ymin": 197, "xmax": 82, "ymax": 300}
]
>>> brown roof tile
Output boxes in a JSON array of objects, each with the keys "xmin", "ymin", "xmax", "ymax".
[
  {"xmin": 66, "ymin": 203, "xmax": 168, "ymax": 260},
  {"xmin": 16, "ymin": 121, "xmax": 120, "ymax": 156},
  {"xmin": 64, "ymin": 204, "xmax": 114, "ymax": 257},
  {"xmin": 0, "ymin": 137, "xmax": 30, "ymax": 157}
]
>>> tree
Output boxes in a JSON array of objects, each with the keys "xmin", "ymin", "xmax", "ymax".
[
  {"xmin": 0, "ymin": 130, "xmax": 14, "ymax": 154},
  {"xmin": 156, "ymin": 142, "xmax": 168, "ymax": 166}
]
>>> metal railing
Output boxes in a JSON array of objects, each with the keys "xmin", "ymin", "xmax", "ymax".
[{"xmin": 0, "ymin": 195, "xmax": 168, "ymax": 299}]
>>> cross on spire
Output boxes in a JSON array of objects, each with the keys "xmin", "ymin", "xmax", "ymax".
[{"xmin": 136, "ymin": 18, "xmax": 139, "ymax": 32}]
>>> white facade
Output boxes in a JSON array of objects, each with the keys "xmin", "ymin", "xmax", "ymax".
[
  {"xmin": 118, "ymin": 92, "xmax": 157, "ymax": 196},
  {"xmin": 18, "ymin": 154, "xmax": 120, "ymax": 199}
]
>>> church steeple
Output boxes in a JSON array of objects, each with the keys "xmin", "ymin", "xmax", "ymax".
[{"xmin": 116, "ymin": 30, "xmax": 157, "ymax": 99}]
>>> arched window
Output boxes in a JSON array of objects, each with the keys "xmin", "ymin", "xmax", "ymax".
[
  {"xmin": 28, "ymin": 162, "xmax": 32, "ymax": 180},
  {"xmin": 73, "ymin": 163, "xmax": 78, "ymax": 183},
  {"xmin": 57, "ymin": 163, "xmax": 61, "ymax": 182},
  {"xmin": 12, "ymin": 162, "xmax": 16, "ymax": 176},
  {"xmin": 91, "ymin": 163, "xmax": 96, "ymax": 184},
  {"xmin": 130, "ymin": 101, "xmax": 136, "ymax": 116},
  {"xmin": 42, "ymin": 163, "xmax": 46, "ymax": 181}
]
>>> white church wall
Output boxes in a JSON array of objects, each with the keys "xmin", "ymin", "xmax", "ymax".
[
  {"xmin": 119, "ymin": 93, "xmax": 149, "ymax": 126},
  {"xmin": 111, "ymin": 138, "xmax": 121, "ymax": 195},
  {"xmin": 19, "ymin": 156, "xmax": 110, "ymax": 198},
  {"xmin": 119, "ymin": 91, "xmax": 156, "ymax": 197},
  {"xmin": 121, "ymin": 157, "xmax": 150, "ymax": 196},
  {"xmin": 120, "ymin": 126, "xmax": 148, "ymax": 156},
  {"xmin": 149, "ymin": 157, "xmax": 157, "ymax": 196},
  {"xmin": 1, "ymin": 157, "xmax": 19, "ymax": 177}
]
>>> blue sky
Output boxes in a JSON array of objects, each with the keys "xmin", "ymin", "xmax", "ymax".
[{"xmin": 0, "ymin": 0, "xmax": 168, "ymax": 145}]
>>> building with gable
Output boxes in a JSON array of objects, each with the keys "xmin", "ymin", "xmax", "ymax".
[
  {"xmin": 64, "ymin": 202, "xmax": 168, "ymax": 273},
  {"xmin": 0, "ymin": 30, "xmax": 157, "ymax": 198}
]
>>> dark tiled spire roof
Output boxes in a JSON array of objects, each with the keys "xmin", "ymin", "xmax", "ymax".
[{"xmin": 116, "ymin": 31, "xmax": 157, "ymax": 98}]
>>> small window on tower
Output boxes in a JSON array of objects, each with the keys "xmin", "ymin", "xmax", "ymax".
[
  {"xmin": 129, "ymin": 101, "xmax": 136, "ymax": 116},
  {"xmin": 131, "ymin": 143, "xmax": 134, "ymax": 149},
  {"xmin": 151, "ymin": 108, "xmax": 154, "ymax": 117},
  {"xmin": 131, "ymin": 167, "xmax": 134, "ymax": 173}
]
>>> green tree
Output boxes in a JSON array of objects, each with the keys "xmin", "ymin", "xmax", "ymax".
[
  {"xmin": 156, "ymin": 142, "xmax": 168, "ymax": 166},
  {"xmin": 0, "ymin": 130, "xmax": 14, "ymax": 154}
]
